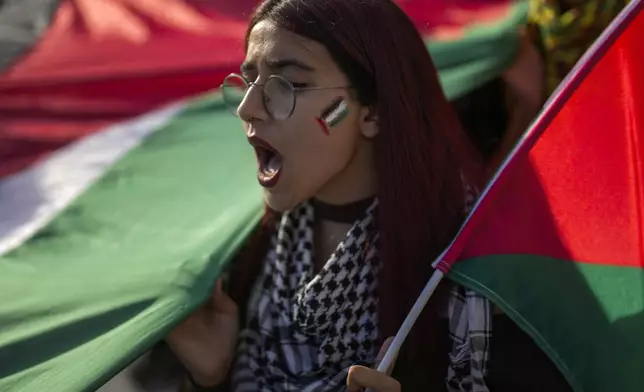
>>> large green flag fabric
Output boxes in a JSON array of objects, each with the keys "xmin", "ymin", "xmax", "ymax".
[{"xmin": 0, "ymin": 96, "xmax": 264, "ymax": 391}]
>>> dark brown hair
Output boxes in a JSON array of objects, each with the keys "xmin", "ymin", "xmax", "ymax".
[{"xmin": 229, "ymin": 0, "xmax": 484, "ymax": 387}]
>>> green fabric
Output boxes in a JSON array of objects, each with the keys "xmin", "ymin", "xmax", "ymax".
[
  {"xmin": 431, "ymin": 1, "xmax": 529, "ymax": 100},
  {"xmin": 450, "ymin": 255, "xmax": 644, "ymax": 392},
  {"xmin": 0, "ymin": 95, "xmax": 264, "ymax": 391}
]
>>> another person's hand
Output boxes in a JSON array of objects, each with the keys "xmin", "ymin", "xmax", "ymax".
[
  {"xmin": 502, "ymin": 28, "xmax": 545, "ymax": 109},
  {"xmin": 166, "ymin": 279, "xmax": 239, "ymax": 387},
  {"xmin": 346, "ymin": 337, "xmax": 401, "ymax": 392},
  {"xmin": 489, "ymin": 28, "xmax": 545, "ymax": 174}
]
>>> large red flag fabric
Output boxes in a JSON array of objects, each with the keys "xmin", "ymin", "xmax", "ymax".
[
  {"xmin": 442, "ymin": 1, "xmax": 644, "ymax": 390},
  {"xmin": 0, "ymin": 0, "xmax": 526, "ymax": 179}
]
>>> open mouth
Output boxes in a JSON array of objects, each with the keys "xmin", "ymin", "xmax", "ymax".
[{"xmin": 248, "ymin": 136, "xmax": 283, "ymax": 188}]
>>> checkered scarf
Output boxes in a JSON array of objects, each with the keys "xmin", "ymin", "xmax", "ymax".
[
  {"xmin": 232, "ymin": 199, "xmax": 492, "ymax": 392},
  {"xmin": 446, "ymin": 285, "xmax": 492, "ymax": 392}
]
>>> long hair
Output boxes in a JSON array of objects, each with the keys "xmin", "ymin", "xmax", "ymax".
[{"xmin": 231, "ymin": 0, "xmax": 484, "ymax": 385}]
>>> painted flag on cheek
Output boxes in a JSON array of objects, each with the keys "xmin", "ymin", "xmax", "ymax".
[{"xmin": 316, "ymin": 98, "xmax": 350, "ymax": 135}]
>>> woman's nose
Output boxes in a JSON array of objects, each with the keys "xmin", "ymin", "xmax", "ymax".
[{"xmin": 237, "ymin": 83, "xmax": 269, "ymax": 123}]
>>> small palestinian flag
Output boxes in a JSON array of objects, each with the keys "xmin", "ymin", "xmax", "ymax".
[{"xmin": 318, "ymin": 98, "xmax": 349, "ymax": 134}]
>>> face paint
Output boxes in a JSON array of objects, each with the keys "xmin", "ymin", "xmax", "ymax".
[{"xmin": 316, "ymin": 98, "xmax": 349, "ymax": 135}]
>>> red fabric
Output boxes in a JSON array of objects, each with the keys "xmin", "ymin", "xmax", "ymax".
[
  {"xmin": 446, "ymin": 1, "xmax": 644, "ymax": 268},
  {"xmin": 0, "ymin": 0, "xmax": 250, "ymax": 177},
  {"xmin": 0, "ymin": 0, "xmax": 511, "ymax": 179}
]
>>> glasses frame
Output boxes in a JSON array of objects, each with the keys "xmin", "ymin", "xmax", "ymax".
[{"xmin": 222, "ymin": 73, "xmax": 350, "ymax": 120}]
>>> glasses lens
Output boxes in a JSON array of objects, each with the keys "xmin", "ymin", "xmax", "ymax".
[
  {"xmin": 264, "ymin": 76, "xmax": 295, "ymax": 120},
  {"xmin": 222, "ymin": 74, "xmax": 248, "ymax": 116}
]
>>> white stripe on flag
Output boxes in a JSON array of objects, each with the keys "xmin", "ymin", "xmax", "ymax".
[{"xmin": 0, "ymin": 102, "xmax": 184, "ymax": 257}]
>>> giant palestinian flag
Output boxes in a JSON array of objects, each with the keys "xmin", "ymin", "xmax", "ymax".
[
  {"xmin": 0, "ymin": 0, "xmax": 550, "ymax": 391},
  {"xmin": 440, "ymin": 1, "xmax": 643, "ymax": 391}
]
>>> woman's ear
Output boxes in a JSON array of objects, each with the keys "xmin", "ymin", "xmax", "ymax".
[{"xmin": 360, "ymin": 106, "xmax": 379, "ymax": 138}]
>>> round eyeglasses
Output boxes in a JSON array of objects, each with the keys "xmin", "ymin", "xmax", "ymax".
[{"xmin": 221, "ymin": 73, "xmax": 350, "ymax": 121}]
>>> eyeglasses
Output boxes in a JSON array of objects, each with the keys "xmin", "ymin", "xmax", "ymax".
[{"xmin": 221, "ymin": 73, "xmax": 350, "ymax": 120}]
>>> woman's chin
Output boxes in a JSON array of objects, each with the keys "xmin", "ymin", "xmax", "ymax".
[
  {"xmin": 263, "ymin": 191, "xmax": 301, "ymax": 213},
  {"xmin": 264, "ymin": 189, "xmax": 295, "ymax": 213}
]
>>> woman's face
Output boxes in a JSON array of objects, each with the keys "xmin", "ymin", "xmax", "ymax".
[{"xmin": 238, "ymin": 20, "xmax": 377, "ymax": 212}]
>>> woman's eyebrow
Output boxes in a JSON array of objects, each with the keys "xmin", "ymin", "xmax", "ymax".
[
  {"xmin": 266, "ymin": 58, "xmax": 316, "ymax": 72},
  {"xmin": 241, "ymin": 58, "xmax": 316, "ymax": 74}
]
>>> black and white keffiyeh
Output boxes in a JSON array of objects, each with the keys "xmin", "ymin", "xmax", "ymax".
[
  {"xmin": 232, "ymin": 201, "xmax": 380, "ymax": 392},
  {"xmin": 231, "ymin": 198, "xmax": 492, "ymax": 392},
  {"xmin": 446, "ymin": 285, "xmax": 492, "ymax": 392}
]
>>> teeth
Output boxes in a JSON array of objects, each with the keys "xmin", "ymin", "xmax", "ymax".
[
  {"xmin": 260, "ymin": 153, "xmax": 281, "ymax": 178},
  {"xmin": 267, "ymin": 155, "xmax": 281, "ymax": 172}
]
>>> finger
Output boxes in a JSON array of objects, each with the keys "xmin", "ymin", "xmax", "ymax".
[
  {"xmin": 209, "ymin": 278, "xmax": 222, "ymax": 302},
  {"xmin": 375, "ymin": 337, "xmax": 394, "ymax": 362},
  {"xmin": 211, "ymin": 279, "xmax": 238, "ymax": 315},
  {"xmin": 347, "ymin": 365, "xmax": 401, "ymax": 392},
  {"xmin": 374, "ymin": 337, "xmax": 397, "ymax": 375}
]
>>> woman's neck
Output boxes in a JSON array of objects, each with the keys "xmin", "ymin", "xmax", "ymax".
[
  {"xmin": 310, "ymin": 196, "xmax": 375, "ymax": 272},
  {"xmin": 314, "ymin": 139, "xmax": 377, "ymax": 205},
  {"xmin": 313, "ymin": 218, "xmax": 354, "ymax": 272}
]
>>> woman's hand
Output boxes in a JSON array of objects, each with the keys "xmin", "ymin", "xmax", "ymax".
[
  {"xmin": 346, "ymin": 337, "xmax": 401, "ymax": 392},
  {"xmin": 346, "ymin": 366, "xmax": 401, "ymax": 392},
  {"xmin": 166, "ymin": 279, "xmax": 239, "ymax": 387}
]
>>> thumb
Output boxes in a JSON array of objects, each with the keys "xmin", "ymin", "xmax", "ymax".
[
  {"xmin": 211, "ymin": 278, "xmax": 238, "ymax": 315},
  {"xmin": 376, "ymin": 337, "xmax": 394, "ymax": 361},
  {"xmin": 374, "ymin": 337, "xmax": 397, "ymax": 375}
]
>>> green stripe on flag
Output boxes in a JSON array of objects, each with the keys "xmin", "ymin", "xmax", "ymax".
[
  {"xmin": 450, "ymin": 255, "xmax": 644, "ymax": 392},
  {"xmin": 0, "ymin": 94, "xmax": 264, "ymax": 391}
]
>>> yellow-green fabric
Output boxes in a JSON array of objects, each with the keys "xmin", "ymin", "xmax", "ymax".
[{"xmin": 529, "ymin": 0, "xmax": 630, "ymax": 94}]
